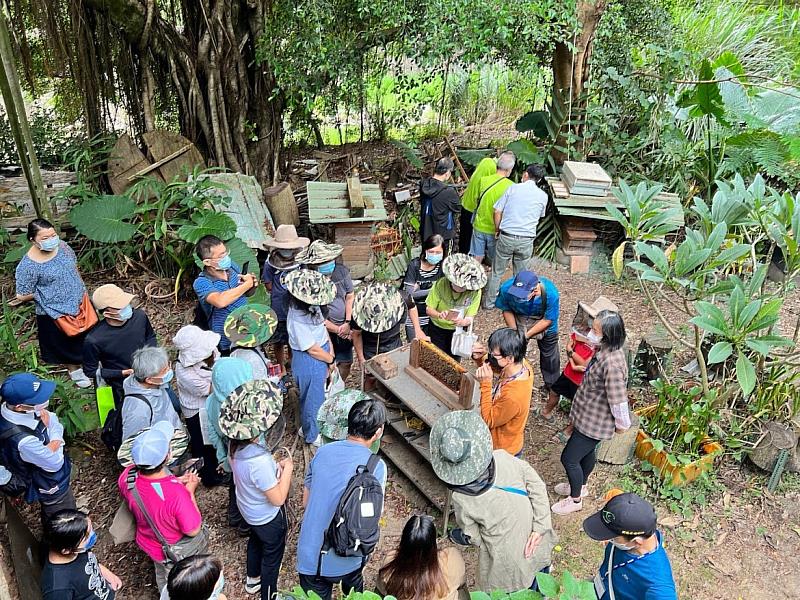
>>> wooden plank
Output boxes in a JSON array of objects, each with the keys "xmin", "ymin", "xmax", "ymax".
[
  {"xmin": 127, "ymin": 144, "xmax": 190, "ymax": 181},
  {"xmin": 380, "ymin": 429, "xmax": 449, "ymax": 510},
  {"xmin": 308, "ymin": 210, "xmax": 387, "ymax": 224},
  {"xmin": 457, "ymin": 372, "xmax": 476, "ymax": 410},
  {"xmin": 385, "ymin": 404, "xmax": 432, "ymax": 461},
  {"xmin": 143, "ymin": 130, "xmax": 205, "ymax": 183},
  {"xmin": 347, "ymin": 174, "xmax": 365, "ymax": 215},
  {"xmin": 404, "ymin": 365, "xmax": 462, "ymax": 410},
  {"xmin": 108, "ymin": 133, "xmax": 162, "ymax": 195},
  {"xmin": 4, "ymin": 498, "xmax": 42, "ymax": 600}
]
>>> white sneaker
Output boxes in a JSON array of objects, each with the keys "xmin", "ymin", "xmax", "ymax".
[
  {"xmin": 245, "ymin": 576, "xmax": 261, "ymax": 594},
  {"xmin": 554, "ymin": 482, "xmax": 588, "ymax": 497},
  {"xmin": 69, "ymin": 368, "xmax": 92, "ymax": 388},
  {"xmin": 297, "ymin": 426, "xmax": 304, "ymax": 437},
  {"xmin": 310, "ymin": 434, "xmax": 322, "ymax": 448}
]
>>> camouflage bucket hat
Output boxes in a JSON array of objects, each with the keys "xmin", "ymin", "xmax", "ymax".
[
  {"xmin": 224, "ymin": 304, "xmax": 278, "ymax": 348},
  {"xmin": 352, "ymin": 282, "xmax": 405, "ymax": 334},
  {"xmin": 442, "ymin": 253, "xmax": 487, "ymax": 291},
  {"xmin": 317, "ymin": 389, "xmax": 370, "ymax": 441},
  {"xmin": 429, "ymin": 410, "xmax": 493, "ymax": 485},
  {"xmin": 283, "ymin": 268, "xmax": 336, "ymax": 305},
  {"xmin": 296, "ymin": 240, "xmax": 344, "ymax": 265},
  {"xmin": 117, "ymin": 425, "xmax": 190, "ymax": 468},
  {"xmin": 219, "ymin": 379, "xmax": 284, "ymax": 440}
]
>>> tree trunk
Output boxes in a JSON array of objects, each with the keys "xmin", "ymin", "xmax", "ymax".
[
  {"xmin": 550, "ymin": 0, "xmax": 608, "ymax": 163},
  {"xmin": 82, "ymin": 0, "xmax": 285, "ymax": 185}
]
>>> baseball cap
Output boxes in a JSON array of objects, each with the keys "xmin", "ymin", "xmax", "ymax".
[
  {"xmin": 507, "ymin": 271, "xmax": 540, "ymax": 300},
  {"xmin": 92, "ymin": 284, "xmax": 136, "ymax": 311},
  {"xmin": 130, "ymin": 421, "xmax": 174, "ymax": 468},
  {"xmin": 582, "ymin": 492, "xmax": 658, "ymax": 540},
  {"xmin": 1, "ymin": 373, "xmax": 56, "ymax": 406}
]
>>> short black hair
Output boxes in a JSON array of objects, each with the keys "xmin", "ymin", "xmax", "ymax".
[
  {"xmin": 423, "ymin": 234, "xmax": 444, "ymax": 252},
  {"xmin": 45, "ymin": 509, "xmax": 90, "ymax": 554},
  {"xmin": 597, "ymin": 310, "xmax": 626, "ymax": 351},
  {"xmin": 167, "ymin": 554, "xmax": 223, "ymax": 600},
  {"xmin": 434, "ymin": 157, "xmax": 454, "ymax": 175},
  {"xmin": 138, "ymin": 457, "xmax": 169, "ymax": 476},
  {"xmin": 526, "ymin": 164, "xmax": 546, "ymax": 181},
  {"xmin": 27, "ymin": 218, "xmax": 54, "ymax": 242},
  {"xmin": 348, "ymin": 398, "xmax": 386, "ymax": 440},
  {"xmin": 195, "ymin": 235, "xmax": 224, "ymax": 260},
  {"xmin": 487, "ymin": 327, "xmax": 526, "ymax": 363}
]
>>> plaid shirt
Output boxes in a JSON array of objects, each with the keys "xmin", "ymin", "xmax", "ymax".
[{"xmin": 569, "ymin": 347, "xmax": 628, "ymax": 440}]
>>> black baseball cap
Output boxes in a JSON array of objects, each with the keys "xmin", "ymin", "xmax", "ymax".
[{"xmin": 582, "ymin": 492, "xmax": 657, "ymax": 540}]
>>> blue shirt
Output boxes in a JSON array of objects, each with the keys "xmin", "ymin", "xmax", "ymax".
[
  {"xmin": 494, "ymin": 180, "xmax": 549, "ymax": 237},
  {"xmin": 597, "ymin": 532, "xmax": 677, "ymax": 600},
  {"xmin": 15, "ymin": 242, "xmax": 86, "ymax": 318},
  {"xmin": 262, "ymin": 262, "xmax": 292, "ymax": 320},
  {"xmin": 296, "ymin": 440, "xmax": 386, "ymax": 577},
  {"xmin": 193, "ymin": 264, "xmax": 246, "ymax": 350},
  {"xmin": 495, "ymin": 276, "xmax": 560, "ymax": 335}
]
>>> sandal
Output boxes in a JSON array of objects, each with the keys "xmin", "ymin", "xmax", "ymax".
[
  {"xmin": 551, "ymin": 431, "xmax": 570, "ymax": 445},
  {"xmin": 532, "ymin": 405, "xmax": 556, "ymax": 425}
]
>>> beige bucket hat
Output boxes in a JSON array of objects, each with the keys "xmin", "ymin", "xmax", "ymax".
[{"xmin": 264, "ymin": 224, "xmax": 310, "ymax": 250}]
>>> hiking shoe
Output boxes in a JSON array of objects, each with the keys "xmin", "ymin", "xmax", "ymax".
[
  {"xmin": 554, "ymin": 483, "xmax": 588, "ymax": 498},
  {"xmin": 551, "ymin": 497, "xmax": 583, "ymax": 515},
  {"xmin": 449, "ymin": 528, "xmax": 473, "ymax": 546},
  {"xmin": 69, "ymin": 368, "xmax": 92, "ymax": 388},
  {"xmin": 245, "ymin": 576, "xmax": 261, "ymax": 594}
]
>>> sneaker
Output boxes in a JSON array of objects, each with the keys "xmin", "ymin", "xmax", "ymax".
[
  {"xmin": 448, "ymin": 528, "xmax": 472, "ymax": 546},
  {"xmin": 245, "ymin": 576, "xmax": 261, "ymax": 594},
  {"xmin": 297, "ymin": 426, "xmax": 304, "ymax": 437},
  {"xmin": 551, "ymin": 497, "xmax": 584, "ymax": 515},
  {"xmin": 310, "ymin": 434, "xmax": 322, "ymax": 448},
  {"xmin": 69, "ymin": 368, "xmax": 92, "ymax": 389},
  {"xmin": 554, "ymin": 483, "xmax": 588, "ymax": 497}
]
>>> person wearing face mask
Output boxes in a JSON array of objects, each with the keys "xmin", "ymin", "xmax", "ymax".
[
  {"xmin": 41, "ymin": 509, "xmax": 123, "ymax": 599},
  {"xmin": 162, "ymin": 555, "xmax": 227, "ymax": 600},
  {"xmin": 193, "ymin": 235, "xmax": 259, "ymax": 355},
  {"xmin": 15, "ymin": 218, "xmax": 94, "ymax": 388},
  {"xmin": 173, "ymin": 325, "xmax": 223, "ymax": 487},
  {"xmin": 263, "ymin": 225, "xmax": 310, "ymax": 376},
  {"xmin": 83, "ymin": 284, "xmax": 158, "ymax": 407},
  {"xmin": 425, "ymin": 253, "xmax": 486, "ymax": 359},
  {"xmin": 0, "ymin": 373, "xmax": 75, "ymax": 525},
  {"xmin": 121, "ymin": 346, "xmax": 184, "ymax": 442},
  {"xmin": 297, "ymin": 240, "xmax": 356, "ymax": 381},
  {"xmin": 473, "ymin": 328, "xmax": 533, "ymax": 456},
  {"xmin": 402, "ymin": 234, "xmax": 445, "ymax": 341},
  {"xmin": 118, "ymin": 421, "xmax": 205, "ymax": 593},
  {"xmin": 543, "ymin": 297, "xmax": 618, "ymax": 445},
  {"xmin": 583, "ymin": 491, "xmax": 677, "ymax": 600},
  {"xmin": 552, "ymin": 310, "xmax": 630, "ymax": 515}
]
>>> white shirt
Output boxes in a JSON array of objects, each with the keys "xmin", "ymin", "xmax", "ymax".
[
  {"xmin": 494, "ymin": 180, "xmax": 549, "ymax": 237},
  {"xmin": 174, "ymin": 361, "xmax": 212, "ymax": 418}
]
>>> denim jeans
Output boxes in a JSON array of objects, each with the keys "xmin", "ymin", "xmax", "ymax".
[
  {"xmin": 484, "ymin": 232, "xmax": 534, "ymax": 307},
  {"xmin": 469, "ymin": 230, "xmax": 496, "ymax": 262},
  {"xmin": 247, "ymin": 507, "xmax": 288, "ymax": 600}
]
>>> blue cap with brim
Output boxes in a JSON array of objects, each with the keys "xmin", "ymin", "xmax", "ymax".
[
  {"xmin": 507, "ymin": 271, "xmax": 540, "ymax": 300},
  {"xmin": 1, "ymin": 373, "xmax": 56, "ymax": 406}
]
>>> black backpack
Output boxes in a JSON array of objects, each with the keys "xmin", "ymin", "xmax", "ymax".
[
  {"xmin": 322, "ymin": 454, "xmax": 384, "ymax": 562},
  {"xmin": 100, "ymin": 393, "xmax": 153, "ymax": 452}
]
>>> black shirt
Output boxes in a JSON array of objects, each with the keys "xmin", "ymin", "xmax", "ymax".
[
  {"xmin": 41, "ymin": 552, "xmax": 116, "ymax": 600},
  {"xmin": 419, "ymin": 177, "xmax": 461, "ymax": 240},
  {"xmin": 352, "ymin": 292, "xmax": 415, "ymax": 360},
  {"xmin": 402, "ymin": 257, "xmax": 443, "ymax": 327},
  {"xmin": 82, "ymin": 308, "xmax": 157, "ymax": 400}
]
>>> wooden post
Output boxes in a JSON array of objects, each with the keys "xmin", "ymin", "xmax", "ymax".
[
  {"xmin": 263, "ymin": 182, "xmax": 300, "ymax": 226},
  {"xmin": 0, "ymin": 8, "xmax": 51, "ymax": 222}
]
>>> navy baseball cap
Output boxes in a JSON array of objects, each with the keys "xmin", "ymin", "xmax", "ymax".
[
  {"xmin": 508, "ymin": 271, "xmax": 540, "ymax": 300},
  {"xmin": 583, "ymin": 492, "xmax": 658, "ymax": 540},
  {"xmin": 1, "ymin": 373, "xmax": 57, "ymax": 406}
]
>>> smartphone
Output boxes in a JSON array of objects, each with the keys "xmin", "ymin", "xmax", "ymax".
[
  {"xmin": 188, "ymin": 457, "xmax": 204, "ymax": 474},
  {"xmin": 241, "ymin": 260, "xmax": 250, "ymax": 274}
]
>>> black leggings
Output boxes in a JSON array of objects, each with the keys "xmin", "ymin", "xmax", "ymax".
[{"xmin": 560, "ymin": 429, "xmax": 600, "ymax": 498}]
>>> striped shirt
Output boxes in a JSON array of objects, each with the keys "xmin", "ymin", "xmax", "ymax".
[
  {"xmin": 569, "ymin": 347, "xmax": 629, "ymax": 440},
  {"xmin": 402, "ymin": 257, "xmax": 443, "ymax": 327},
  {"xmin": 193, "ymin": 265, "xmax": 246, "ymax": 351}
]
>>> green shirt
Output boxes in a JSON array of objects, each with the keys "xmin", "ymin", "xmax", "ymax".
[
  {"xmin": 473, "ymin": 174, "xmax": 514, "ymax": 234},
  {"xmin": 462, "ymin": 157, "xmax": 498, "ymax": 213},
  {"xmin": 426, "ymin": 278, "xmax": 482, "ymax": 330}
]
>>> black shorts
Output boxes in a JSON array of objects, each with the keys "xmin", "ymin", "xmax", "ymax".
[
  {"xmin": 331, "ymin": 333, "xmax": 354, "ymax": 363},
  {"xmin": 550, "ymin": 373, "xmax": 579, "ymax": 399}
]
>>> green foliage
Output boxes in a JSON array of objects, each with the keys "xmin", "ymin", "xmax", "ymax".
[
  {"xmin": 0, "ymin": 107, "xmax": 86, "ymax": 168},
  {"xmin": 69, "ymin": 195, "xmax": 138, "ymax": 242}
]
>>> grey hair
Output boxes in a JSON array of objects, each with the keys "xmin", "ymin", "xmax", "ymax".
[
  {"xmin": 132, "ymin": 346, "xmax": 169, "ymax": 381},
  {"xmin": 497, "ymin": 151, "xmax": 516, "ymax": 172}
]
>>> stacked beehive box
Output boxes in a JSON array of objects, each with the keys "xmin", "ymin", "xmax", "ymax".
[{"xmin": 561, "ymin": 161, "xmax": 612, "ymax": 196}]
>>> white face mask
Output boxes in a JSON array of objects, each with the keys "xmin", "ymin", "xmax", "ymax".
[
  {"xmin": 611, "ymin": 539, "xmax": 637, "ymax": 551},
  {"xmin": 586, "ymin": 331, "xmax": 602, "ymax": 345}
]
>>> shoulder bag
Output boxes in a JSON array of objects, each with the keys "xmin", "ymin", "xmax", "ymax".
[{"xmin": 54, "ymin": 292, "xmax": 98, "ymax": 336}]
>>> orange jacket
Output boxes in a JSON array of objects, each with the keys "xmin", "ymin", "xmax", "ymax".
[{"xmin": 479, "ymin": 361, "xmax": 533, "ymax": 455}]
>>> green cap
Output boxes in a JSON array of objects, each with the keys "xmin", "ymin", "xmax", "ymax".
[
  {"xmin": 218, "ymin": 379, "xmax": 284, "ymax": 440},
  {"xmin": 442, "ymin": 253, "xmax": 487, "ymax": 290},
  {"xmin": 352, "ymin": 282, "xmax": 405, "ymax": 333},
  {"xmin": 117, "ymin": 424, "xmax": 190, "ymax": 468},
  {"xmin": 429, "ymin": 410, "xmax": 493, "ymax": 485},
  {"xmin": 224, "ymin": 304, "xmax": 278, "ymax": 348},
  {"xmin": 284, "ymin": 268, "xmax": 336, "ymax": 305}
]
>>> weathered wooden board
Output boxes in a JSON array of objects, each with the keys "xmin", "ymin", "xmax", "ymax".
[
  {"xmin": 404, "ymin": 365, "xmax": 462, "ymax": 410},
  {"xmin": 108, "ymin": 133, "xmax": 163, "ymax": 194},
  {"xmin": 143, "ymin": 130, "xmax": 205, "ymax": 183},
  {"xmin": 307, "ymin": 181, "xmax": 387, "ymax": 223},
  {"xmin": 380, "ymin": 429, "xmax": 449, "ymax": 510},
  {"xmin": 0, "ymin": 170, "xmax": 76, "ymax": 214}
]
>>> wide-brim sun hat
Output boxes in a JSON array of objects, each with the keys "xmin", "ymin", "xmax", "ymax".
[
  {"xmin": 218, "ymin": 379, "xmax": 284, "ymax": 440},
  {"xmin": 296, "ymin": 240, "xmax": 344, "ymax": 265},
  {"xmin": 579, "ymin": 296, "xmax": 620, "ymax": 318},
  {"xmin": 442, "ymin": 253, "xmax": 487, "ymax": 291},
  {"xmin": 352, "ymin": 282, "xmax": 405, "ymax": 334},
  {"xmin": 317, "ymin": 389, "xmax": 370, "ymax": 441},
  {"xmin": 283, "ymin": 268, "xmax": 336, "ymax": 305},
  {"xmin": 264, "ymin": 224, "xmax": 310, "ymax": 250},
  {"xmin": 173, "ymin": 325, "xmax": 221, "ymax": 366},
  {"xmin": 224, "ymin": 304, "xmax": 278, "ymax": 348},
  {"xmin": 117, "ymin": 422, "xmax": 190, "ymax": 468},
  {"xmin": 429, "ymin": 410, "xmax": 493, "ymax": 485}
]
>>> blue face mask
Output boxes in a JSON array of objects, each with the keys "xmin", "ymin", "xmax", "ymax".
[
  {"xmin": 158, "ymin": 369, "xmax": 174, "ymax": 386},
  {"xmin": 80, "ymin": 529, "xmax": 97, "ymax": 552},
  {"xmin": 425, "ymin": 252, "xmax": 443, "ymax": 265},
  {"xmin": 114, "ymin": 305, "xmax": 133, "ymax": 321},
  {"xmin": 318, "ymin": 261, "xmax": 336, "ymax": 275},
  {"xmin": 38, "ymin": 236, "xmax": 60, "ymax": 252},
  {"xmin": 215, "ymin": 254, "xmax": 232, "ymax": 270}
]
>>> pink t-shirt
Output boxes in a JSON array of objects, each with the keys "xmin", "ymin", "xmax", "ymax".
[{"xmin": 117, "ymin": 465, "xmax": 202, "ymax": 562}]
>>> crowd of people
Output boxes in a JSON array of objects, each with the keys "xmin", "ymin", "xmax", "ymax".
[{"xmin": 0, "ymin": 152, "xmax": 677, "ymax": 600}]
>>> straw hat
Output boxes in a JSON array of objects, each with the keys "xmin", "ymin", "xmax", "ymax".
[
  {"xmin": 283, "ymin": 268, "xmax": 336, "ymax": 305},
  {"xmin": 352, "ymin": 282, "xmax": 405, "ymax": 334},
  {"xmin": 429, "ymin": 410, "xmax": 493, "ymax": 485},
  {"xmin": 224, "ymin": 304, "xmax": 277, "ymax": 348},
  {"xmin": 442, "ymin": 253, "xmax": 487, "ymax": 291},
  {"xmin": 296, "ymin": 240, "xmax": 344, "ymax": 265},
  {"xmin": 264, "ymin": 224, "xmax": 310, "ymax": 250}
]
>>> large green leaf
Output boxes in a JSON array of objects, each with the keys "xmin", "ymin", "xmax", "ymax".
[
  {"xmin": 177, "ymin": 211, "xmax": 238, "ymax": 243},
  {"xmin": 506, "ymin": 138, "xmax": 542, "ymax": 166},
  {"xmin": 69, "ymin": 195, "xmax": 137, "ymax": 242},
  {"xmin": 707, "ymin": 341, "xmax": 733, "ymax": 364},
  {"xmin": 736, "ymin": 351, "xmax": 756, "ymax": 396},
  {"xmin": 515, "ymin": 110, "xmax": 550, "ymax": 139}
]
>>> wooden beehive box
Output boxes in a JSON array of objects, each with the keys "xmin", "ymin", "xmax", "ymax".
[{"xmin": 405, "ymin": 339, "xmax": 475, "ymax": 410}]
